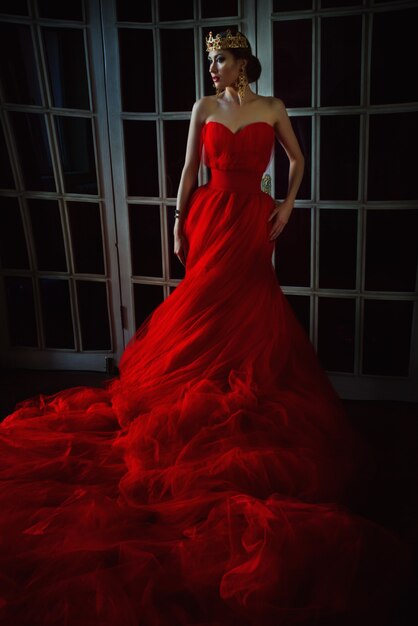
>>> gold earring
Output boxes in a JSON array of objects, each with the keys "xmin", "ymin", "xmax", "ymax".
[{"xmin": 235, "ymin": 66, "xmax": 248, "ymax": 104}]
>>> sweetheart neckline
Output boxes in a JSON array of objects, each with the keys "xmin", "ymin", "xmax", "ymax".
[{"xmin": 203, "ymin": 121, "xmax": 274, "ymax": 135}]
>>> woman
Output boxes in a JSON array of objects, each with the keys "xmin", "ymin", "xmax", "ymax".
[
  {"xmin": 174, "ymin": 29, "xmax": 304, "ymax": 266},
  {"xmin": 0, "ymin": 30, "xmax": 411, "ymax": 626}
]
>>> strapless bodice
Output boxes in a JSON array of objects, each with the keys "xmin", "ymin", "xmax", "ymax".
[{"xmin": 202, "ymin": 121, "xmax": 275, "ymax": 177}]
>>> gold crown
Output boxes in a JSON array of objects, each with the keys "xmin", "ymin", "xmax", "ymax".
[{"xmin": 206, "ymin": 29, "xmax": 249, "ymax": 52}]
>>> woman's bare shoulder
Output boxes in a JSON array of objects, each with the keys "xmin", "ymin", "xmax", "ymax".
[
  {"xmin": 192, "ymin": 96, "xmax": 218, "ymax": 122},
  {"xmin": 249, "ymin": 95, "xmax": 287, "ymax": 126},
  {"xmin": 257, "ymin": 95, "xmax": 286, "ymax": 112}
]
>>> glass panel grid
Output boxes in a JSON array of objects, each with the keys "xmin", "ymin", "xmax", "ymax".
[
  {"xmin": 0, "ymin": 4, "xmax": 112, "ymax": 360},
  {"xmin": 270, "ymin": 1, "xmax": 418, "ymax": 382}
]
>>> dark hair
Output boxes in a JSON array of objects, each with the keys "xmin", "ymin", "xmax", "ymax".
[
  {"xmin": 216, "ymin": 31, "xmax": 262, "ymax": 84},
  {"xmin": 231, "ymin": 48, "xmax": 262, "ymax": 84}
]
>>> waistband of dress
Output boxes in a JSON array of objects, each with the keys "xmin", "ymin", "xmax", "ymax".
[{"xmin": 208, "ymin": 169, "xmax": 262, "ymax": 193}]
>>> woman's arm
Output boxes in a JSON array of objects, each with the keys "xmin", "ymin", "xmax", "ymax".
[
  {"xmin": 269, "ymin": 98, "xmax": 305, "ymax": 240},
  {"xmin": 174, "ymin": 98, "xmax": 208, "ymax": 225},
  {"xmin": 173, "ymin": 98, "xmax": 209, "ymax": 266}
]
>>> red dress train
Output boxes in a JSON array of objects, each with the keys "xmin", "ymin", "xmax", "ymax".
[{"xmin": 0, "ymin": 121, "xmax": 411, "ymax": 626}]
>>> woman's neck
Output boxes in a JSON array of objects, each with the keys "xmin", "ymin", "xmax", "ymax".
[{"xmin": 222, "ymin": 85, "xmax": 256, "ymax": 105}]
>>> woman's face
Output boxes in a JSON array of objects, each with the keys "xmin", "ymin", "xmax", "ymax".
[{"xmin": 208, "ymin": 49, "xmax": 243, "ymax": 91}]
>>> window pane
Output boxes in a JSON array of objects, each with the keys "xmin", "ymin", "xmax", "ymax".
[
  {"xmin": 320, "ymin": 115, "xmax": 359, "ymax": 200},
  {"xmin": 0, "ymin": 23, "xmax": 42, "ymax": 105},
  {"xmin": 67, "ymin": 201, "xmax": 105, "ymax": 274},
  {"xmin": 0, "ymin": 0, "xmax": 28, "ymax": 15},
  {"xmin": 371, "ymin": 8, "xmax": 418, "ymax": 105},
  {"xmin": 43, "ymin": 28, "xmax": 90, "ymax": 110},
  {"xmin": 167, "ymin": 207, "xmax": 185, "ymax": 281},
  {"xmin": 124, "ymin": 121, "xmax": 159, "ymax": 196},
  {"xmin": 275, "ymin": 207, "xmax": 311, "ymax": 287},
  {"xmin": 38, "ymin": 0, "xmax": 83, "ymax": 21},
  {"xmin": 363, "ymin": 300, "xmax": 413, "ymax": 376},
  {"xmin": 318, "ymin": 297, "xmax": 355, "ymax": 373},
  {"xmin": 133, "ymin": 283, "xmax": 164, "ymax": 327},
  {"xmin": 28, "ymin": 199, "xmax": 67, "ymax": 272},
  {"xmin": 77, "ymin": 281, "xmax": 111, "ymax": 350},
  {"xmin": 321, "ymin": 15, "xmax": 361, "ymax": 106},
  {"xmin": 159, "ymin": 0, "xmax": 193, "ymax": 20},
  {"xmin": 203, "ymin": 25, "xmax": 238, "ymax": 96},
  {"xmin": 0, "ymin": 123, "xmax": 15, "ymax": 189},
  {"xmin": 161, "ymin": 29, "xmax": 195, "ymax": 112},
  {"xmin": 275, "ymin": 116, "xmax": 311, "ymax": 200},
  {"xmin": 119, "ymin": 28, "xmax": 155, "ymax": 112},
  {"xmin": 40, "ymin": 278, "xmax": 74, "ymax": 348},
  {"xmin": 365, "ymin": 210, "xmax": 418, "ymax": 292},
  {"xmin": 9, "ymin": 112, "xmax": 55, "ymax": 191},
  {"xmin": 286, "ymin": 294, "xmax": 310, "ymax": 336},
  {"xmin": 273, "ymin": 0, "xmax": 312, "ymax": 9},
  {"xmin": 129, "ymin": 204, "xmax": 162, "ymax": 277},
  {"xmin": 273, "ymin": 20, "xmax": 312, "ymax": 108},
  {"xmin": 319, "ymin": 209, "xmax": 357, "ymax": 289},
  {"xmin": 368, "ymin": 112, "xmax": 418, "ymax": 201},
  {"xmin": 116, "ymin": 0, "xmax": 152, "ymax": 22},
  {"xmin": 201, "ymin": 0, "xmax": 238, "ymax": 17},
  {"xmin": 164, "ymin": 120, "xmax": 189, "ymax": 197},
  {"xmin": 4, "ymin": 276, "xmax": 37, "ymax": 347},
  {"xmin": 55, "ymin": 116, "xmax": 98, "ymax": 194},
  {"xmin": 0, "ymin": 197, "xmax": 29, "ymax": 269}
]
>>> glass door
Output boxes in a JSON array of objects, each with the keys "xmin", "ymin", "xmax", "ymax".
[
  {"xmin": 0, "ymin": 0, "xmax": 122, "ymax": 371},
  {"xmin": 257, "ymin": 0, "xmax": 418, "ymax": 400}
]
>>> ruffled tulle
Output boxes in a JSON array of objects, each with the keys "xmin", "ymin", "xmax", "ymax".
[
  {"xmin": 0, "ymin": 376, "xmax": 410, "ymax": 626},
  {"xmin": 0, "ymin": 122, "xmax": 411, "ymax": 625}
]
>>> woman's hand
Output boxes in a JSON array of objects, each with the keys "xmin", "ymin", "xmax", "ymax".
[
  {"xmin": 268, "ymin": 199, "xmax": 293, "ymax": 240},
  {"xmin": 174, "ymin": 221, "xmax": 188, "ymax": 267}
]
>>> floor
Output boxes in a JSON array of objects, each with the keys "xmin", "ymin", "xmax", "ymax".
[{"xmin": 0, "ymin": 368, "xmax": 417, "ymax": 625}]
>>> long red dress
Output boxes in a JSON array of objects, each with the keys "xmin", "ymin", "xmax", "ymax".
[{"xmin": 0, "ymin": 121, "xmax": 411, "ymax": 626}]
